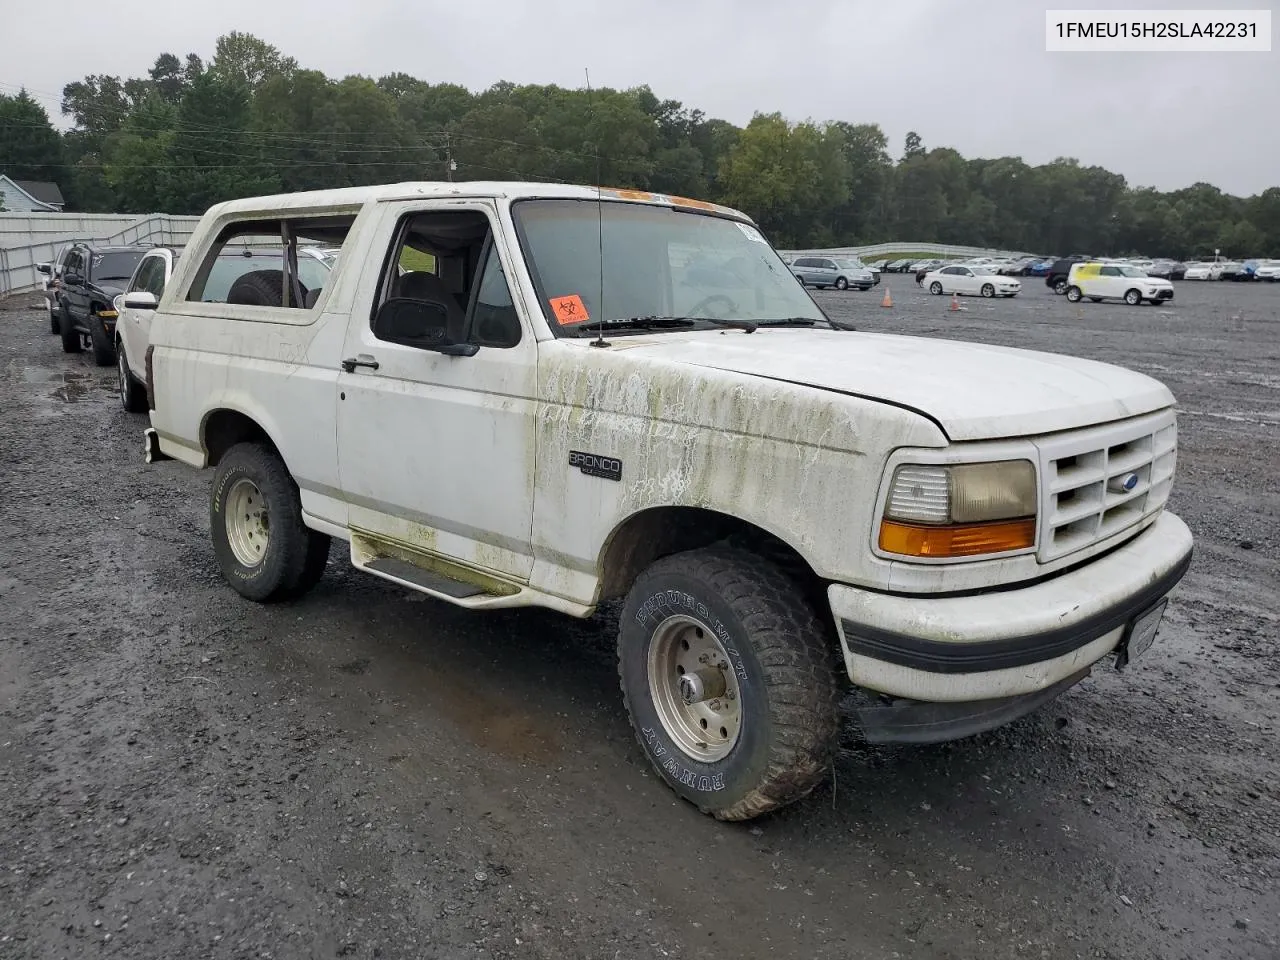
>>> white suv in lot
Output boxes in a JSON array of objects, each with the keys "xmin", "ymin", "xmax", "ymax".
[
  {"xmin": 141, "ymin": 182, "xmax": 1194, "ymax": 821},
  {"xmin": 1066, "ymin": 262, "xmax": 1175, "ymax": 305}
]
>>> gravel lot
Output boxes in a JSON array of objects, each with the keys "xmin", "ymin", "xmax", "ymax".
[{"xmin": 1, "ymin": 276, "xmax": 1277, "ymax": 960}]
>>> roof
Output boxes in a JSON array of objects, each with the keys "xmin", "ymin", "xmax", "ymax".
[
  {"xmin": 13, "ymin": 180, "xmax": 64, "ymax": 206},
  {"xmin": 204, "ymin": 180, "xmax": 753, "ymax": 224},
  {"xmin": 74, "ymin": 243, "xmax": 155, "ymax": 253}
]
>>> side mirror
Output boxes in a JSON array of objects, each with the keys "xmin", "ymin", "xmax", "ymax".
[
  {"xmin": 36, "ymin": 262, "xmax": 51, "ymax": 276},
  {"xmin": 372, "ymin": 298, "xmax": 478, "ymax": 357},
  {"xmin": 124, "ymin": 291, "xmax": 158, "ymax": 311}
]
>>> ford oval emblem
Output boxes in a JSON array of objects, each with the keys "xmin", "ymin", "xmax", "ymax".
[{"xmin": 1120, "ymin": 472, "xmax": 1139, "ymax": 491}]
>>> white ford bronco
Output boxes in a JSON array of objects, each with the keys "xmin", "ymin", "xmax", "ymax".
[{"xmin": 142, "ymin": 182, "xmax": 1194, "ymax": 820}]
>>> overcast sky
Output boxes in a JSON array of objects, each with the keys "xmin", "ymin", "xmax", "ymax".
[{"xmin": 3, "ymin": 0, "xmax": 1276, "ymax": 195}]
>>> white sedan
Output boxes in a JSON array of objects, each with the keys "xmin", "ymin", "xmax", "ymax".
[
  {"xmin": 1182, "ymin": 262, "xmax": 1223, "ymax": 280},
  {"xmin": 1254, "ymin": 260, "xmax": 1280, "ymax": 282},
  {"xmin": 923, "ymin": 265, "xmax": 1021, "ymax": 298}
]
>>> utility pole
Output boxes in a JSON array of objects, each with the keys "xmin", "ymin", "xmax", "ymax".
[{"xmin": 445, "ymin": 134, "xmax": 455, "ymax": 182}]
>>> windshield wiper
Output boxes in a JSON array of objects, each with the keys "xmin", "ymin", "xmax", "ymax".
[
  {"xmin": 575, "ymin": 316, "xmax": 697, "ymax": 336},
  {"xmin": 757, "ymin": 316, "xmax": 858, "ymax": 331}
]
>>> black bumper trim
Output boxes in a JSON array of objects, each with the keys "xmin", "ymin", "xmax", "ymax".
[
  {"xmin": 856, "ymin": 668, "xmax": 1091, "ymax": 744},
  {"xmin": 840, "ymin": 547, "xmax": 1192, "ymax": 675}
]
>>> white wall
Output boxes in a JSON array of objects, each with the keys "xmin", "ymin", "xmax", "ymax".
[{"xmin": 0, "ymin": 213, "xmax": 202, "ymax": 295}]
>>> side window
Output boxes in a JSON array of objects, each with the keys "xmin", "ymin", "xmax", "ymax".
[
  {"xmin": 794, "ymin": 258, "xmax": 811, "ymax": 268},
  {"xmin": 469, "ymin": 242, "xmax": 521, "ymax": 348},
  {"xmin": 148, "ymin": 257, "xmax": 172, "ymax": 297},
  {"xmin": 184, "ymin": 215, "xmax": 355, "ymax": 311},
  {"xmin": 1100, "ymin": 266, "xmax": 1120, "ymax": 277},
  {"xmin": 821, "ymin": 260, "xmax": 837, "ymax": 270},
  {"xmin": 373, "ymin": 209, "xmax": 521, "ymax": 351},
  {"xmin": 128, "ymin": 257, "xmax": 157, "ymax": 293}
]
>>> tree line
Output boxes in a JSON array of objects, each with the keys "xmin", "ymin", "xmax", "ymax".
[{"xmin": 1, "ymin": 31, "xmax": 1277, "ymax": 258}]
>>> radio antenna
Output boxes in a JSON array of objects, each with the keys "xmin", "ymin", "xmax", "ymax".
[{"xmin": 585, "ymin": 67, "xmax": 609, "ymax": 348}]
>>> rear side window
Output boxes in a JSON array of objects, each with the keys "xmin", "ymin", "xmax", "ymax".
[{"xmin": 184, "ymin": 215, "xmax": 356, "ymax": 311}]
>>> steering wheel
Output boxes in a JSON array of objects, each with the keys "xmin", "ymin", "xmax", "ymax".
[{"xmin": 688, "ymin": 293, "xmax": 738, "ymax": 319}]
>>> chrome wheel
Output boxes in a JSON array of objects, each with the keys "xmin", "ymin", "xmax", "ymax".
[
  {"xmin": 225, "ymin": 478, "xmax": 269, "ymax": 567},
  {"xmin": 117, "ymin": 346, "xmax": 129, "ymax": 406},
  {"xmin": 647, "ymin": 614, "xmax": 742, "ymax": 762}
]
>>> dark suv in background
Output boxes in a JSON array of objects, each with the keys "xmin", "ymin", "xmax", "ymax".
[
  {"xmin": 1045, "ymin": 255, "xmax": 1087, "ymax": 294},
  {"xmin": 56, "ymin": 244, "xmax": 151, "ymax": 365}
]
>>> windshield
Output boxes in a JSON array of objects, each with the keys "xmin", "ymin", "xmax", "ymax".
[
  {"xmin": 512, "ymin": 199, "xmax": 825, "ymax": 335},
  {"xmin": 1117, "ymin": 265, "xmax": 1149, "ymax": 277},
  {"xmin": 91, "ymin": 252, "xmax": 146, "ymax": 282}
]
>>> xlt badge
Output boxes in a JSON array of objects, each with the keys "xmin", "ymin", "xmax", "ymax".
[{"xmin": 569, "ymin": 451, "xmax": 622, "ymax": 482}]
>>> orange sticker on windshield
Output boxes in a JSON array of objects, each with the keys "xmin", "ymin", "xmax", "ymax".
[{"xmin": 550, "ymin": 294, "xmax": 590, "ymax": 325}]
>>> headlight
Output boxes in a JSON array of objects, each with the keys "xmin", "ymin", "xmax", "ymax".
[{"xmin": 879, "ymin": 460, "xmax": 1037, "ymax": 558}]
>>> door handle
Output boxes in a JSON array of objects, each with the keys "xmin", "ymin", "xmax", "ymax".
[{"xmin": 341, "ymin": 355, "xmax": 379, "ymax": 372}]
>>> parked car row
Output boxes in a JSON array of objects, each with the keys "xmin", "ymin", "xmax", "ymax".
[{"xmin": 862, "ymin": 252, "xmax": 1280, "ymax": 285}]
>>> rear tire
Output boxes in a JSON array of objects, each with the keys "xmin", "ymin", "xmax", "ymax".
[
  {"xmin": 117, "ymin": 342, "xmax": 148, "ymax": 413},
  {"xmin": 1054, "ymin": 279, "xmax": 1069, "ymax": 295},
  {"xmin": 59, "ymin": 306, "xmax": 82, "ymax": 353},
  {"xmin": 210, "ymin": 443, "xmax": 330, "ymax": 603},
  {"xmin": 929, "ymin": 281, "xmax": 943, "ymax": 295},
  {"xmin": 49, "ymin": 305, "xmax": 58, "ymax": 334},
  {"xmin": 618, "ymin": 545, "xmax": 842, "ymax": 821}
]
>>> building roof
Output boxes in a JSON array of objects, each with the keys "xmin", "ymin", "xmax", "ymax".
[{"xmin": 13, "ymin": 180, "xmax": 64, "ymax": 206}]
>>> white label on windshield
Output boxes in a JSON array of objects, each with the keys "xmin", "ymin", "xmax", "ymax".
[{"xmin": 736, "ymin": 223, "xmax": 767, "ymax": 243}]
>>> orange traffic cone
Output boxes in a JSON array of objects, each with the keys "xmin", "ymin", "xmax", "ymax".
[
  {"xmin": 949, "ymin": 292, "xmax": 961, "ymax": 311},
  {"xmin": 880, "ymin": 287, "xmax": 893, "ymax": 308}
]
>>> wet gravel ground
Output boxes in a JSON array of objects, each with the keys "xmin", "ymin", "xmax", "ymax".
[{"xmin": 1, "ymin": 277, "xmax": 1277, "ymax": 960}]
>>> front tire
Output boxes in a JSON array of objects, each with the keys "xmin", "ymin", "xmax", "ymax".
[
  {"xmin": 929, "ymin": 281, "xmax": 943, "ymax": 295},
  {"xmin": 210, "ymin": 443, "xmax": 331, "ymax": 603},
  {"xmin": 981, "ymin": 283, "xmax": 995, "ymax": 298},
  {"xmin": 618, "ymin": 545, "xmax": 842, "ymax": 821},
  {"xmin": 834, "ymin": 277, "xmax": 848, "ymax": 290},
  {"xmin": 1124, "ymin": 288, "xmax": 1142, "ymax": 305},
  {"xmin": 90, "ymin": 316, "xmax": 115, "ymax": 366},
  {"xmin": 1066, "ymin": 286, "xmax": 1083, "ymax": 302}
]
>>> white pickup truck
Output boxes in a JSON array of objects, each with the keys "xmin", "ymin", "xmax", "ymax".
[{"xmin": 140, "ymin": 182, "xmax": 1194, "ymax": 821}]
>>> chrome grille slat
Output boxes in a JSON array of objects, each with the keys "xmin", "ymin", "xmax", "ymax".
[{"xmin": 1036, "ymin": 409, "xmax": 1177, "ymax": 563}]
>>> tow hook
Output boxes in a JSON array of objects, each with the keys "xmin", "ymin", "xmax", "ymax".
[{"xmin": 144, "ymin": 428, "xmax": 172, "ymax": 464}]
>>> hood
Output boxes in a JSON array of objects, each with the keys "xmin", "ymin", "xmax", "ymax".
[
  {"xmin": 610, "ymin": 329, "xmax": 1173, "ymax": 441},
  {"xmin": 95, "ymin": 281, "xmax": 128, "ymax": 297}
]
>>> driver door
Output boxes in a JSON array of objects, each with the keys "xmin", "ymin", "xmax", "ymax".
[{"xmin": 334, "ymin": 200, "xmax": 539, "ymax": 582}]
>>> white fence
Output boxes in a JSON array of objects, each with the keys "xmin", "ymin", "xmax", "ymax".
[
  {"xmin": 0, "ymin": 213, "xmax": 202, "ymax": 297},
  {"xmin": 778, "ymin": 241, "xmax": 1034, "ymax": 260}
]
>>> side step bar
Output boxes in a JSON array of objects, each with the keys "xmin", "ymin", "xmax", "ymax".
[{"xmin": 350, "ymin": 531, "xmax": 529, "ymax": 610}]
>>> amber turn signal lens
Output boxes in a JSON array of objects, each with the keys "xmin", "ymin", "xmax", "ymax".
[{"xmin": 879, "ymin": 518, "xmax": 1036, "ymax": 558}]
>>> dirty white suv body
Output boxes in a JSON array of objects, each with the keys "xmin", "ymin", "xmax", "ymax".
[{"xmin": 143, "ymin": 182, "xmax": 1194, "ymax": 821}]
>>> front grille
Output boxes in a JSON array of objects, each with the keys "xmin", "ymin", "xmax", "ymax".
[{"xmin": 1036, "ymin": 410, "xmax": 1177, "ymax": 563}]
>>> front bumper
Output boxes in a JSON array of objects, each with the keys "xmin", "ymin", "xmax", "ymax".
[
  {"xmin": 1146, "ymin": 288, "xmax": 1174, "ymax": 301},
  {"xmin": 829, "ymin": 512, "xmax": 1194, "ymax": 704}
]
